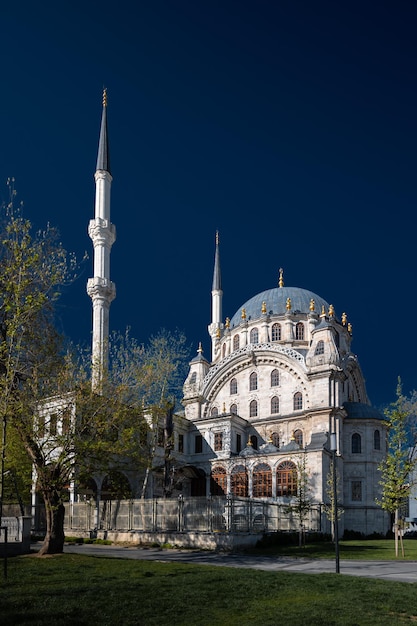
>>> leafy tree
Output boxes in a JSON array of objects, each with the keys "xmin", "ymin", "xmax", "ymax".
[{"xmin": 376, "ymin": 379, "xmax": 417, "ymax": 557}]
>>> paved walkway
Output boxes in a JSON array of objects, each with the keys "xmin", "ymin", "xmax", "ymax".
[{"xmin": 61, "ymin": 544, "xmax": 417, "ymax": 583}]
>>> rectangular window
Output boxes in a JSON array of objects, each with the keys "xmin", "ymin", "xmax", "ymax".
[
  {"xmin": 157, "ymin": 427, "xmax": 165, "ymax": 447},
  {"xmin": 236, "ymin": 433, "xmax": 242, "ymax": 453},
  {"xmin": 178, "ymin": 433, "xmax": 184, "ymax": 453},
  {"xmin": 38, "ymin": 414, "xmax": 45, "ymax": 438},
  {"xmin": 351, "ymin": 480, "xmax": 362, "ymax": 502},
  {"xmin": 195, "ymin": 434, "xmax": 203, "ymax": 454},
  {"xmin": 62, "ymin": 409, "xmax": 71, "ymax": 435},
  {"xmin": 214, "ymin": 432, "xmax": 223, "ymax": 451},
  {"xmin": 49, "ymin": 413, "xmax": 57, "ymax": 436}
]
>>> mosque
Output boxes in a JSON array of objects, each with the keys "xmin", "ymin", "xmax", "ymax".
[{"xmin": 61, "ymin": 92, "xmax": 390, "ymax": 536}]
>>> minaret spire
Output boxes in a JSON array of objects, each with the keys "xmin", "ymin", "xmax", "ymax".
[
  {"xmin": 208, "ymin": 231, "xmax": 223, "ymax": 361},
  {"xmin": 87, "ymin": 89, "xmax": 116, "ymax": 392}
]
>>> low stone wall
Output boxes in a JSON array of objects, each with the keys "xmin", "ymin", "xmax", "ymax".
[{"xmin": 72, "ymin": 529, "xmax": 261, "ymax": 550}]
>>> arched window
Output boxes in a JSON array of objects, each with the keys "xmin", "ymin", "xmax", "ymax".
[
  {"xmin": 374, "ymin": 429, "xmax": 381, "ymax": 451},
  {"xmin": 231, "ymin": 465, "xmax": 248, "ymax": 497},
  {"xmin": 294, "ymin": 429, "xmax": 303, "ymax": 447},
  {"xmin": 222, "ymin": 343, "xmax": 226, "ymax": 358},
  {"xmin": 296, "ymin": 322, "xmax": 304, "ymax": 340},
  {"xmin": 230, "ymin": 378, "xmax": 238, "ymax": 395},
  {"xmin": 249, "ymin": 400, "xmax": 258, "ymax": 417},
  {"xmin": 233, "ymin": 335, "xmax": 240, "ymax": 351},
  {"xmin": 249, "ymin": 372, "xmax": 258, "ymax": 391},
  {"xmin": 315, "ymin": 340, "xmax": 324, "ymax": 355},
  {"xmin": 293, "ymin": 392, "xmax": 303, "ymax": 410},
  {"xmin": 230, "ymin": 403, "xmax": 237, "ymax": 415},
  {"xmin": 276, "ymin": 461, "xmax": 297, "ymax": 497},
  {"xmin": 211, "ymin": 466, "xmax": 227, "ymax": 496},
  {"xmin": 250, "ymin": 327, "xmax": 259, "ymax": 344},
  {"xmin": 271, "ymin": 396, "xmax": 280, "ymax": 414},
  {"xmin": 190, "ymin": 372, "xmax": 197, "ymax": 383},
  {"xmin": 271, "ymin": 432, "xmax": 280, "ymax": 448},
  {"xmin": 253, "ymin": 463, "xmax": 272, "ymax": 497},
  {"xmin": 271, "ymin": 369, "xmax": 279, "ymax": 387},
  {"xmin": 271, "ymin": 323, "xmax": 281, "ymax": 341},
  {"xmin": 352, "ymin": 433, "xmax": 362, "ymax": 454},
  {"xmin": 211, "ymin": 407, "xmax": 218, "ymax": 417}
]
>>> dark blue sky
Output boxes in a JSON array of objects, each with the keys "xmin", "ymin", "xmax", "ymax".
[{"xmin": 1, "ymin": 1, "xmax": 416, "ymax": 407}]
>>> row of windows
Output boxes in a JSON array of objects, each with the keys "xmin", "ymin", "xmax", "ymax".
[
  {"xmin": 351, "ymin": 430, "xmax": 381, "ymax": 453},
  {"xmin": 211, "ymin": 461, "xmax": 298, "ymax": 497},
  {"xmin": 211, "ymin": 392, "xmax": 303, "ymax": 418},
  {"xmin": 230, "ymin": 369, "xmax": 280, "ymax": 394},
  {"xmin": 197, "ymin": 429, "xmax": 304, "ymax": 454},
  {"xmin": 229, "ymin": 322, "xmax": 305, "ymax": 353}
]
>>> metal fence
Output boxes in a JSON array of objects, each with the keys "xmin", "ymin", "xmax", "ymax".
[
  {"xmin": 63, "ymin": 497, "xmax": 323, "ymax": 535},
  {"xmin": 0, "ymin": 517, "xmax": 23, "ymax": 543}
]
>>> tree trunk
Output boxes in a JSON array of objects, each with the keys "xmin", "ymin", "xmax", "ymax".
[{"xmin": 37, "ymin": 492, "xmax": 65, "ymax": 556}]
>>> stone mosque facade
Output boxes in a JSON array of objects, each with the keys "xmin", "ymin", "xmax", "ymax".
[
  {"xmin": 177, "ymin": 241, "xmax": 389, "ymax": 535},
  {"xmin": 34, "ymin": 92, "xmax": 388, "ymax": 537}
]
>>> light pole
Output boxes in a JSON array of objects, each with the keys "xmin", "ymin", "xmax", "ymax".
[{"xmin": 330, "ymin": 432, "xmax": 340, "ymax": 574}]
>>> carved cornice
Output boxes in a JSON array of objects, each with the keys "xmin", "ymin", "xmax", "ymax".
[
  {"xmin": 88, "ymin": 218, "xmax": 116, "ymax": 247},
  {"xmin": 87, "ymin": 277, "xmax": 116, "ymax": 302}
]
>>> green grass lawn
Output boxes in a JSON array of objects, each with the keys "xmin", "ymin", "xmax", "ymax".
[
  {"xmin": 250, "ymin": 537, "xmax": 417, "ymax": 560},
  {"xmin": 1, "ymin": 552, "xmax": 417, "ymax": 625}
]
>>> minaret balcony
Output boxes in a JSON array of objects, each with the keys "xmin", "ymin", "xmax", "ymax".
[
  {"xmin": 87, "ymin": 277, "xmax": 116, "ymax": 302},
  {"xmin": 88, "ymin": 218, "xmax": 116, "ymax": 246}
]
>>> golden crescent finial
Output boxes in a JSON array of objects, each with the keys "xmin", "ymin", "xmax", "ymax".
[
  {"xmin": 309, "ymin": 298, "xmax": 315, "ymax": 312},
  {"xmin": 197, "ymin": 342, "xmax": 203, "ymax": 353},
  {"xmin": 279, "ymin": 268, "xmax": 284, "ymax": 288},
  {"xmin": 261, "ymin": 301, "xmax": 267, "ymax": 314},
  {"xmin": 102, "ymin": 88, "xmax": 108, "ymax": 107},
  {"xmin": 225, "ymin": 317, "xmax": 230, "ymax": 328},
  {"xmin": 241, "ymin": 308, "xmax": 247, "ymax": 320}
]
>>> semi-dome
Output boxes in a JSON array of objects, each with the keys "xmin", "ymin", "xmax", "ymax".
[{"xmin": 229, "ymin": 286, "xmax": 330, "ymax": 328}]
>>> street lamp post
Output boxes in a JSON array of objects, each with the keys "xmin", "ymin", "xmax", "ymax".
[{"xmin": 330, "ymin": 432, "xmax": 340, "ymax": 574}]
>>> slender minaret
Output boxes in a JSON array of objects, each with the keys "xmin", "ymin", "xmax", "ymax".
[
  {"xmin": 87, "ymin": 89, "xmax": 116, "ymax": 391},
  {"xmin": 208, "ymin": 231, "xmax": 223, "ymax": 361}
]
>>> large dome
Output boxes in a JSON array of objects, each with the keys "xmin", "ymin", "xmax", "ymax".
[{"xmin": 229, "ymin": 286, "xmax": 330, "ymax": 328}]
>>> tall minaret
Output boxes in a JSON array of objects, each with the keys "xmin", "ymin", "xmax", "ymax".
[
  {"xmin": 87, "ymin": 89, "xmax": 116, "ymax": 391},
  {"xmin": 208, "ymin": 231, "xmax": 223, "ymax": 361}
]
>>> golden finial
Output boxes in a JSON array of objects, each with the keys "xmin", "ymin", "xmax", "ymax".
[
  {"xmin": 342, "ymin": 312, "xmax": 347, "ymax": 326},
  {"xmin": 197, "ymin": 342, "xmax": 203, "ymax": 353},
  {"xmin": 309, "ymin": 298, "xmax": 315, "ymax": 312},
  {"xmin": 247, "ymin": 438, "xmax": 253, "ymax": 447},
  {"xmin": 320, "ymin": 305, "xmax": 326, "ymax": 317},
  {"xmin": 216, "ymin": 327, "xmax": 221, "ymax": 338},
  {"xmin": 261, "ymin": 301, "xmax": 267, "ymax": 314},
  {"xmin": 225, "ymin": 317, "xmax": 230, "ymax": 328},
  {"xmin": 348, "ymin": 322, "xmax": 352, "ymax": 334},
  {"xmin": 279, "ymin": 268, "xmax": 284, "ymax": 288},
  {"xmin": 286, "ymin": 297, "xmax": 291, "ymax": 311},
  {"xmin": 102, "ymin": 88, "xmax": 108, "ymax": 107},
  {"xmin": 291, "ymin": 432, "xmax": 296, "ymax": 441},
  {"xmin": 329, "ymin": 304, "xmax": 335, "ymax": 318},
  {"xmin": 241, "ymin": 308, "xmax": 247, "ymax": 320},
  {"xmin": 215, "ymin": 230, "xmax": 219, "ymax": 245}
]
